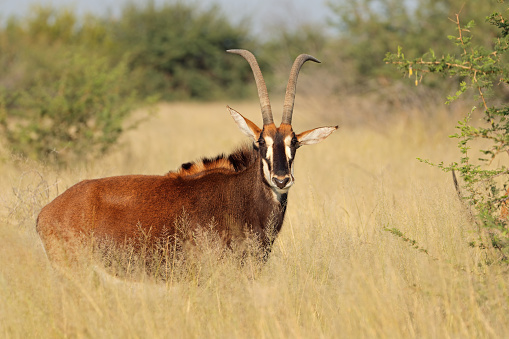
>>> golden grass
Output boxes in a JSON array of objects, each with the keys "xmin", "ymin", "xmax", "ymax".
[{"xmin": 1, "ymin": 100, "xmax": 508, "ymax": 338}]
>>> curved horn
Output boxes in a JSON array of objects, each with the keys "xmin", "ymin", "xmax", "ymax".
[
  {"xmin": 227, "ymin": 49, "xmax": 273, "ymax": 125},
  {"xmin": 281, "ymin": 54, "xmax": 320, "ymax": 125}
]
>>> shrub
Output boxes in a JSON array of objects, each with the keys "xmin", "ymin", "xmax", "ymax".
[
  {"xmin": 108, "ymin": 2, "xmax": 255, "ymax": 100},
  {"xmin": 0, "ymin": 7, "xmax": 144, "ymax": 166},
  {"xmin": 385, "ymin": 2, "xmax": 509, "ymax": 261}
]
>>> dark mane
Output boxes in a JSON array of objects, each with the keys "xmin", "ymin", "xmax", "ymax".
[{"xmin": 166, "ymin": 144, "xmax": 257, "ymax": 178}]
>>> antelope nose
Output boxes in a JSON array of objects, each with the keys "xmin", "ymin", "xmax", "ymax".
[{"xmin": 272, "ymin": 177, "xmax": 290, "ymax": 189}]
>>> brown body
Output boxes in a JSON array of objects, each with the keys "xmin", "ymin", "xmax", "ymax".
[
  {"xmin": 36, "ymin": 50, "xmax": 337, "ymax": 261},
  {"xmin": 37, "ymin": 147, "xmax": 284, "ymax": 256}
]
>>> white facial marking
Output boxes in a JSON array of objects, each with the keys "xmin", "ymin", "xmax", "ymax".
[
  {"xmin": 263, "ymin": 134, "xmax": 296, "ymax": 196},
  {"xmin": 284, "ymin": 135, "xmax": 292, "ymax": 161},
  {"xmin": 265, "ymin": 136, "xmax": 274, "ymax": 161},
  {"xmin": 262, "ymin": 158, "xmax": 271, "ymax": 183}
]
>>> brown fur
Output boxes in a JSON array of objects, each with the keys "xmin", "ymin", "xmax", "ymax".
[{"xmin": 36, "ymin": 145, "xmax": 284, "ymax": 261}]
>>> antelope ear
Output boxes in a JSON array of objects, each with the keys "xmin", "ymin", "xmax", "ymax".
[
  {"xmin": 227, "ymin": 106, "xmax": 262, "ymax": 141},
  {"xmin": 296, "ymin": 126, "xmax": 338, "ymax": 146}
]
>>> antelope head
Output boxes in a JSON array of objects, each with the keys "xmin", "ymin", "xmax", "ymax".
[{"xmin": 227, "ymin": 49, "xmax": 337, "ymax": 195}]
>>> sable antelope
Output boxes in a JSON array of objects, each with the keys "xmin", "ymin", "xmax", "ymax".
[{"xmin": 36, "ymin": 49, "xmax": 337, "ymax": 262}]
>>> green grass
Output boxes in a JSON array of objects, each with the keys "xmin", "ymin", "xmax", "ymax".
[{"xmin": 1, "ymin": 101, "xmax": 508, "ymax": 338}]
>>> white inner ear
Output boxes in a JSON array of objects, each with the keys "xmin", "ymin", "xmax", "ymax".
[
  {"xmin": 227, "ymin": 106, "xmax": 258, "ymax": 141},
  {"xmin": 298, "ymin": 126, "xmax": 337, "ymax": 146}
]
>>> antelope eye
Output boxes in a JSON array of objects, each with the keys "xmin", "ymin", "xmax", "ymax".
[
  {"xmin": 291, "ymin": 137, "xmax": 298, "ymax": 146},
  {"xmin": 258, "ymin": 137, "xmax": 266, "ymax": 146}
]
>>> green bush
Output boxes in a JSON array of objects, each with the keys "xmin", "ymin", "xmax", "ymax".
[
  {"xmin": 0, "ymin": 50, "xmax": 139, "ymax": 165},
  {"xmin": 108, "ymin": 2, "xmax": 255, "ymax": 100},
  {"xmin": 385, "ymin": 2, "xmax": 509, "ymax": 261},
  {"xmin": 0, "ymin": 7, "xmax": 143, "ymax": 166}
]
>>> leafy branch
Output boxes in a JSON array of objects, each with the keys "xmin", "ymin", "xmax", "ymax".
[{"xmin": 385, "ymin": 5, "xmax": 509, "ymax": 261}]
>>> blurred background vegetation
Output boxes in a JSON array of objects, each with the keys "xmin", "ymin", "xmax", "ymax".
[{"xmin": 0, "ymin": 0, "xmax": 504, "ymax": 165}]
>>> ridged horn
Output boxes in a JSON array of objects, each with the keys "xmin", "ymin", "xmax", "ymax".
[
  {"xmin": 227, "ymin": 49, "xmax": 274, "ymax": 125},
  {"xmin": 281, "ymin": 54, "xmax": 320, "ymax": 125}
]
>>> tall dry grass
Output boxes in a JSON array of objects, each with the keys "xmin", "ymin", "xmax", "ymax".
[{"xmin": 1, "ymin": 100, "xmax": 508, "ymax": 338}]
